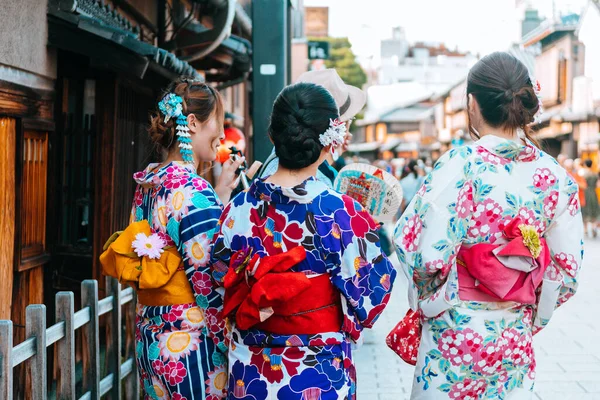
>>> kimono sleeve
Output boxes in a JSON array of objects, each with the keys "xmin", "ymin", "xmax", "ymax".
[
  {"xmin": 176, "ymin": 179, "xmax": 226, "ymax": 348},
  {"xmin": 534, "ymin": 174, "xmax": 584, "ymax": 332},
  {"xmin": 394, "ymin": 148, "xmax": 473, "ymax": 317},
  {"xmin": 330, "ymin": 197, "xmax": 397, "ymax": 340},
  {"xmin": 210, "ymin": 202, "xmax": 235, "ymax": 288}
]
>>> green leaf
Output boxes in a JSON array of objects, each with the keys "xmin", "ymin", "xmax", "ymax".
[
  {"xmin": 148, "ymin": 342, "xmax": 160, "ymax": 360},
  {"xmin": 428, "ymin": 349, "xmax": 443, "ymax": 360},
  {"xmin": 439, "ymin": 359, "xmax": 451, "ymax": 374},
  {"xmin": 212, "ymin": 350, "xmax": 226, "ymax": 367},
  {"xmin": 433, "ymin": 240, "xmax": 450, "ymax": 252},
  {"xmin": 447, "ymin": 370, "xmax": 459, "ymax": 383},
  {"xmin": 135, "ymin": 207, "xmax": 143, "ymax": 221},
  {"xmin": 136, "ymin": 340, "xmax": 143, "ymax": 357},
  {"xmin": 438, "ymin": 383, "xmax": 453, "ymax": 393},
  {"xmin": 505, "ymin": 192, "xmax": 518, "ymax": 208},
  {"xmin": 196, "ymin": 295, "xmax": 209, "ymax": 309},
  {"xmin": 191, "ymin": 193, "xmax": 212, "ymax": 209},
  {"xmin": 485, "ymin": 320, "xmax": 497, "ymax": 333},
  {"xmin": 167, "ymin": 218, "xmax": 180, "ymax": 246}
]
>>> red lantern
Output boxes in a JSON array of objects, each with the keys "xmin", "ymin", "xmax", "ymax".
[{"xmin": 216, "ymin": 125, "xmax": 246, "ymax": 163}]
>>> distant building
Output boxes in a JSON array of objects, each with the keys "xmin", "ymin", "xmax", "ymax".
[
  {"xmin": 522, "ymin": 9, "xmax": 544, "ymax": 38},
  {"xmin": 378, "ymin": 28, "xmax": 476, "ymax": 86},
  {"xmin": 523, "ymin": 12, "xmax": 587, "ymax": 157},
  {"xmin": 291, "ymin": 0, "xmax": 309, "ymax": 82},
  {"xmin": 305, "ymin": 7, "xmax": 329, "ymax": 37},
  {"xmin": 380, "ymin": 27, "xmax": 409, "ymax": 63}
]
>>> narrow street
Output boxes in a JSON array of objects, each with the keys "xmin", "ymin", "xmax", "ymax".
[{"xmin": 356, "ymin": 239, "xmax": 600, "ymax": 400}]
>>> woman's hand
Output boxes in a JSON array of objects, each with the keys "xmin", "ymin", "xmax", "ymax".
[{"xmin": 215, "ymin": 156, "xmax": 246, "ymax": 204}]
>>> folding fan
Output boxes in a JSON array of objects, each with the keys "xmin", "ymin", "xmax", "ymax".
[{"xmin": 334, "ymin": 163, "xmax": 403, "ymax": 222}]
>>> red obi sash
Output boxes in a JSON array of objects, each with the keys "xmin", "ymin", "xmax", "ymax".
[
  {"xmin": 223, "ymin": 247, "xmax": 343, "ymax": 335},
  {"xmin": 457, "ymin": 217, "xmax": 551, "ymax": 304}
]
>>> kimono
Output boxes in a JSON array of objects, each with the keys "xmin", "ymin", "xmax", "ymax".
[
  {"xmin": 394, "ymin": 135, "xmax": 584, "ymax": 399},
  {"xmin": 129, "ymin": 162, "xmax": 227, "ymax": 400},
  {"xmin": 211, "ymin": 177, "xmax": 396, "ymax": 399}
]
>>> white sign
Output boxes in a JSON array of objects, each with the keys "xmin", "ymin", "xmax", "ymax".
[{"xmin": 260, "ymin": 64, "xmax": 277, "ymax": 75}]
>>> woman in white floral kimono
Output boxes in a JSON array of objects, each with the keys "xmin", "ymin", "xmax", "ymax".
[{"xmin": 394, "ymin": 52, "xmax": 584, "ymax": 399}]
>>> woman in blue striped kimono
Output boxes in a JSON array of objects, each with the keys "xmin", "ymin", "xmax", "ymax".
[{"xmin": 101, "ymin": 78, "xmax": 243, "ymax": 399}]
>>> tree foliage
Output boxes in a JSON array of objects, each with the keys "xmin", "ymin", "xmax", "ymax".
[{"xmin": 308, "ymin": 37, "xmax": 367, "ymax": 89}]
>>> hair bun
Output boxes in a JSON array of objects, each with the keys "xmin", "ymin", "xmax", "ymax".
[{"xmin": 269, "ymin": 83, "xmax": 339, "ymax": 170}]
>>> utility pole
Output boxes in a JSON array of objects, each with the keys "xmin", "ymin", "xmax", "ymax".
[{"xmin": 251, "ymin": 0, "xmax": 290, "ymax": 164}]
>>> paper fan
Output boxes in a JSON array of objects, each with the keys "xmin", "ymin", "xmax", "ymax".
[{"xmin": 334, "ymin": 163, "xmax": 403, "ymax": 222}]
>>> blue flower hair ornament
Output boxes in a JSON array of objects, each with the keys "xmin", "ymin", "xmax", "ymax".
[{"xmin": 158, "ymin": 93, "xmax": 194, "ymax": 163}]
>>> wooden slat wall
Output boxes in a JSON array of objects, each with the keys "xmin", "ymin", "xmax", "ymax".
[
  {"xmin": 0, "ymin": 118, "xmax": 16, "ymax": 320},
  {"xmin": 19, "ymin": 131, "xmax": 49, "ymax": 269}
]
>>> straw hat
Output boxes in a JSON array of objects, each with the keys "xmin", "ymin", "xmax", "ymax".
[{"xmin": 296, "ymin": 69, "xmax": 367, "ymax": 122}]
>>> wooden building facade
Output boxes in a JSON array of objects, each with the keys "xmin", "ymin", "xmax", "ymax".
[{"xmin": 0, "ymin": 0, "xmax": 252, "ymax": 394}]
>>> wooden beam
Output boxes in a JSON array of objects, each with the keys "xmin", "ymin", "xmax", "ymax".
[
  {"xmin": 92, "ymin": 75, "xmax": 118, "ymax": 284},
  {"xmin": 0, "ymin": 118, "xmax": 15, "ymax": 320}
]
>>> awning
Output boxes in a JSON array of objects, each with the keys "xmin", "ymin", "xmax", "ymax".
[
  {"xmin": 395, "ymin": 142, "xmax": 419, "ymax": 152},
  {"xmin": 347, "ymin": 142, "xmax": 381, "ymax": 153},
  {"xmin": 380, "ymin": 138, "xmax": 403, "ymax": 152},
  {"xmin": 48, "ymin": 1, "xmax": 202, "ymax": 81},
  {"xmin": 534, "ymin": 130, "xmax": 570, "ymax": 140}
]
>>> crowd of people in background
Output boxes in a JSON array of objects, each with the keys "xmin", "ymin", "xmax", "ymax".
[{"xmin": 558, "ymin": 154, "xmax": 600, "ymax": 238}]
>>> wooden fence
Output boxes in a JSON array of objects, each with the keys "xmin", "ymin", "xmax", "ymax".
[{"xmin": 0, "ymin": 277, "xmax": 138, "ymax": 399}]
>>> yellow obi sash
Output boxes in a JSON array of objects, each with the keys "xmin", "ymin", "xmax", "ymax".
[{"xmin": 100, "ymin": 220, "xmax": 195, "ymax": 307}]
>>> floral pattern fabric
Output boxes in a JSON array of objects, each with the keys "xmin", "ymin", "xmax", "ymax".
[
  {"xmin": 394, "ymin": 136, "xmax": 584, "ymax": 399},
  {"xmin": 132, "ymin": 162, "xmax": 227, "ymax": 399},
  {"xmin": 211, "ymin": 177, "xmax": 396, "ymax": 399}
]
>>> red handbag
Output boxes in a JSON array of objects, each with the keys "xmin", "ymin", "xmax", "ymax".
[{"xmin": 386, "ymin": 309, "xmax": 421, "ymax": 365}]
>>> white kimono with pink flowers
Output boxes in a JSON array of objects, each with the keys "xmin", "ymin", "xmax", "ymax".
[{"xmin": 394, "ymin": 135, "xmax": 583, "ymax": 399}]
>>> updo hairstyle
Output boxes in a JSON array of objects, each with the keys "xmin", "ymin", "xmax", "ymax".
[
  {"xmin": 467, "ymin": 52, "xmax": 540, "ymax": 146},
  {"xmin": 149, "ymin": 77, "xmax": 224, "ymax": 152},
  {"xmin": 268, "ymin": 82, "xmax": 339, "ymax": 170}
]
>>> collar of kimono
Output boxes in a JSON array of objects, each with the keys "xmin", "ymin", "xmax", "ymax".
[
  {"xmin": 476, "ymin": 134, "xmax": 540, "ymax": 162},
  {"xmin": 133, "ymin": 161, "xmax": 197, "ymax": 188},
  {"xmin": 250, "ymin": 176, "xmax": 330, "ymax": 205}
]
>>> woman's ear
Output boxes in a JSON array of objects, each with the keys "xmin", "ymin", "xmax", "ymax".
[{"xmin": 187, "ymin": 113, "xmax": 199, "ymax": 134}]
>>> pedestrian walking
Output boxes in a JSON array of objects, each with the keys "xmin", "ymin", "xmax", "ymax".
[
  {"xmin": 393, "ymin": 52, "xmax": 583, "ymax": 399},
  {"xmin": 212, "ymin": 82, "xmax": 396, "ymax": 399},
  {"xmin": 582, "ymin": 159, "xmax": 599, "ymax": 237},
  {"xmin": 101, "ymin": 78, "xmax": 244, "ymax": 399},
  {"xmin": 400, "ymin": 160, "xmax": 424, "ymax": 212}
]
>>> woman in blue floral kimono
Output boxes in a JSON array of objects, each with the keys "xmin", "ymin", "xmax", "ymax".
[
  {"xmin": 102, "ymin": 78, "xmax": 244, "ymax": 399},
  {"xmin": 394, "ymin": 53, "xmax": 584, "ymax": 399},
  {"xmin": 211, "ymin": 82, "xmax": 396, "ymax": 399}
]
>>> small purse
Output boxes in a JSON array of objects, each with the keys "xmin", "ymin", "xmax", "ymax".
[{"xmin": 386, "ymin": 308, "xmax": 421, "ymax": 366}]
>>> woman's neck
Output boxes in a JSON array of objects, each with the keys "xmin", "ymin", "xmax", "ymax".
[
  {"xmin": 477, "ymin": 123, "xmax": 523, "ymax": 144},
  {"xmin": 266, "ymin": 164, "xmax": 320, "ymax": 187},
  {"xmin": 161, "ymin": 151, "xmax": 199, "ymax": 170}
]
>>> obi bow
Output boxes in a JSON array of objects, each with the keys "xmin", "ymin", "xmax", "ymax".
[
  {"xmin": 222, "ymin": 246, "xmax": 309, "ymax": 330},
  {"xmin": 457, "ymin": 217, "xmax": 551, "ymax": 304},
  {"xmin": 100, "ymin": 220, "xmax": 183, "ymax": 289}
]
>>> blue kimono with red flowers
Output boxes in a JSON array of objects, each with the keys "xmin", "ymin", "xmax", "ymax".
[{"xmin": 211, "ymin": 177, "xmax": 396, "ymax": 399}]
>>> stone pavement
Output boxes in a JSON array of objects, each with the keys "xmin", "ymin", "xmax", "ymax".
[{"xmin": 354, "ymin": 240, "xmax": 600, "ymax": 400}]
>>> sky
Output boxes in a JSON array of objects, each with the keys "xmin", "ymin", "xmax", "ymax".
[{"xmin": 303, "ymin": 0, "xmax": 588, "ymax": 59}]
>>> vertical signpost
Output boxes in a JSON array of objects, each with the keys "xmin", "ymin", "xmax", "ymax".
[{"xmin": 252, "ymin": 0, "xmax": 289, "ymax": 164}]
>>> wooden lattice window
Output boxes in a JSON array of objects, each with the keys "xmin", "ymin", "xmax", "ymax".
[{"xmin": 17, "ymin": 130, "xmax": 49, "ymax": 271}]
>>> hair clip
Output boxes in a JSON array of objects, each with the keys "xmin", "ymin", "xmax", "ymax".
[
  {"xmin": 319, "ymin": 118, "xmax": 347, "ymax": 149},
  {"xmin": 530, "ymin": 78, "xmax": 544, "ymax": 124},
  {"xmin": 158, "ymin": 93, "xmax": 194, "ymax": 163}
]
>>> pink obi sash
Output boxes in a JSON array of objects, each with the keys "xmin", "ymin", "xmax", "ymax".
[{"xmin": 457, "ymin": 217, "xmax": 551, "ymax": 304}]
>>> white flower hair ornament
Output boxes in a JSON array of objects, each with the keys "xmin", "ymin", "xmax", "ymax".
[
  {"xmin": 531, "ymin": 78, "xmax": 544, "ymax": 124},
  {"xmin": 319, "ymin": 118, "xmax": 347, "ymax": 153}
]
